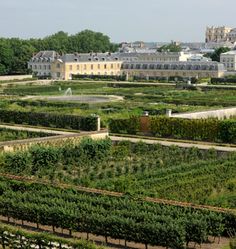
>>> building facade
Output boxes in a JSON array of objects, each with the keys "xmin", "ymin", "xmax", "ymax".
[
  {"xmin": 29, "ymin": 51, "xmax": 226, "ymax": 80},
  {"xmin": 51, "ymin": 53, "xmax": 122, "ymax": 80},
  {"xmin": 220, "ymin": 51, "xmax": 236, "ymax": 71},
  {"xmin": 28, "ymin": 51, "xmax": 60, "ymax": 78},
  {"xmin": 228, "ymin": 28, "xmax": 236, "ymax": 43},
  {"xmin": 121, "ymin": 61, "xmax": 225, "ymax": 79},
  {"xmin": 205, "ymin": 26, "xmax": 232, "ymax": 43}
]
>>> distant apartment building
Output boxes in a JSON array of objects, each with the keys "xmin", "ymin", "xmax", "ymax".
[
  {"xmin": 220, "ymin": 51, "xmax": 236, "ymax": 71},
  {"xmin": 28, "ymin": 51, "xmax": 60, "ymax": 78},
  {"xmin": 28, "ymin": 51, "xmax": 226, "ymax": 80}
]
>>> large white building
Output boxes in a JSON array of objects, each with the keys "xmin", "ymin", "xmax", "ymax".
[
  {"xmin": 220, "ymin": 51, "xmax": 236, "ymax": 71},
  {"xmin": 28, "ymin": 51, "xmax": 226, "ymax": 80},
  {"xmin": 28, "ymin": 51, "xmax": 60, "ymax": 78}
]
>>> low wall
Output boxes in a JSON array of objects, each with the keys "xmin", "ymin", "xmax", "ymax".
[
  {"xmin": 0, "ymin": 131, "xmax": 108, "ymax": 152},
  {"xmin": 0, "ymin": 75, "xmax": 33, "ymax": 81},
  {"xmin": 171, "ymin": 107, "xmax": 236, "ymax": 120}
]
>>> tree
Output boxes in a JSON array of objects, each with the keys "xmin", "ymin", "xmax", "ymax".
[
  {"xmin": 157, "ymin": 43, "xmax": 182, "ymax": 52},
  {"xmin": 0, "ymin": 30, "xmax": 118, "ymax": 75},
  {"xmin": 210, "ymin": 47, "xmax": 230, "ymax": 62}
]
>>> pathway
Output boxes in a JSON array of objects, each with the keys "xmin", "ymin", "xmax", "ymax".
[{"xmin": 110, "ymin": 135, "xmax": 236, "ymax": 152}]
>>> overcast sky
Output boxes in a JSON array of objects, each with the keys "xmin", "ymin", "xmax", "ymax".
[{"xmin": 0, "ymin": 0, "xmax": 235, "ymax": 43}]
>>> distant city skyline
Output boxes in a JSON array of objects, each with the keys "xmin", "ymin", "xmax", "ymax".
[{"xmin": 0, "ymin": 0, "xmax": 235, "ymax": 43}]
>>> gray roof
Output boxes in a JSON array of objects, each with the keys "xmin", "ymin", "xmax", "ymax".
[
  {"xmin": 60, "ymin": 53, "xmax": 122, "ymax": 62},
  {"xmin": 30, "ymin": 51, "xmax": 60, "ymax": 63}
]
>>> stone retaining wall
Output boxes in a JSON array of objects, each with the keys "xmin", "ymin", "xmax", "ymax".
[
  {"xmin": 0, "ymin": 131, "xmax": 108, "ymax": 152},
  {"xmin": 171, "ymin": 107, "xmax": 236, "ymax": 119}
]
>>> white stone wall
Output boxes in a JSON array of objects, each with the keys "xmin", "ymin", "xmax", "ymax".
[
  {"xmin": 171, "ymin": 107, "xmax": 236, "ymax": 120},
  {"xmin": 0, "ymin": 75, "xmax": 33, "ymax": 81}
]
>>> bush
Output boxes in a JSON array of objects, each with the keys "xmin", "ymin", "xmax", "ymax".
[
  {"xmin": 29, "ymin": 146, "xmax": 60, "ymax": 174},
  {"xmin": 4, "ymin": 151, "xmax": 31, "ymax": 174},
  {"xmin": 109, "ymin": 116, "xmax": 236, "ymax": 143},
  {"xmin": 0, "ymin": 109, "xmax": 98, "ymax": 131},
  {"xmin": 230, "ymin": 238, "xmax": 236, "ymax": 249},
  {"xmin": 109, "ymin": 116, "xmax": 140, "ymax": 134}
]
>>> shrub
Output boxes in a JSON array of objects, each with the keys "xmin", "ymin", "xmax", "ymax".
[{"xmin": 0, "ymin": 109, "xmax": 98, "ymax": 131}]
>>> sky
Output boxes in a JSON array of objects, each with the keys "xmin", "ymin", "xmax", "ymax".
[{"xmin": 0, "ymin": 0, "xmax": 235, "ymax": 43}]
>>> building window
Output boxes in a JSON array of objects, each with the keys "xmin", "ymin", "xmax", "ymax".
[
  {"xmin": 48, "ymin": 65, "xmax": 51, "ymax": 70},
  {"xmin": 91, "ymin": 64, "xmax": 94, "ymax": 70},
  {"xmin": 57, "ymin": 63, "xmax": 60, "ymax": 69},
  {"xmin": 111, "ymin": 64, "xmax": 113, "ymax": 69},
  {"xmin": 57, "ymin": 72, "xmax": 61, "ymax": 78},
  {"xmin": 69, "ymin": 65, "xmax": 73, "ymax": 70},
  {"xmin": 98, "ymin": 64, "xmax": 100, "ymax": 69},
  {"xmin": 77, "ymin": 65, "xmax": 80, "ymax": 70},
  {"xmin": 84, "ymin": 64, "xmax": 87, "ymax": 70},
  {"xmin": 104, "ymin": 64, "xmax": 107, "ymax": 69}
]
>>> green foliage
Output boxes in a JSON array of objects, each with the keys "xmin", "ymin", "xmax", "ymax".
[
  {"xmin": 109, "ymin": 116, "xmax": 140, "ymax": 134},
  {"xmin": 1, "ymin": 139, "xmax": 235, "ymax": 208},
  {"xmin": 0, "ymin": 127, "xmax": 52, "ymax": 142},
  {"xmin": 210, "ymin": 47, "xmax": 231, "ymax": 62},
  {"xmin": 79, "ymin": 137, "xmax": 112, "ymax": 160},
  {"xmin": 150, "ymin": 116, "xmax": 221, "ymax": 142},
  {"xmin": 0, "ymin": 177, "xmax": 235, "ymax": 249},
  {"xmin": 0, "ymin": 30, "xmax": 118, "ymax": 76},
  {"xmin": 29, "ymin": 146, "xmax": 60, "ymax": 174},
  {"xmin": 4, "ymin": 151, "xmax": 31, "ymax": 174},
  {"xmin": 219, "ymin": 120, "xmax": 236, "ymax": 143},
  {"xmin": 1, "ymin": 138, "xmax": 112, "ymax": 176},
  {"xmin": 230, "ymin": 238, "xmax": 236, "ymax": 249},
  {"xmin": 0, "ymin": 223, "xmax": 99, "ymax": 249},
  {"xmin": 0, "ymin": 109, "xmax": 98, "ymax": 131},
  {"xmin": 109, "ymin": 116, "xmax": 236, "ymax": 143},
  {"xmin": 157, "ymin": 43, "xmax": 182, "ymax": 52}
]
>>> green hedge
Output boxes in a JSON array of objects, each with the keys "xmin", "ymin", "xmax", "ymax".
[
  {"xmin": 230, "ymin": 238, "xmax": 236, "ymax": 249},
  {"xmin": 0, "ymin": 109, "xmax": 98, "ymax": 131},
  {"xmin": 109, "ymin": 116, "xmax": 236, "ymax": 143},
  {"xmin": 109, "ymin": 116, "xmax": 140, "ymax": 135}
]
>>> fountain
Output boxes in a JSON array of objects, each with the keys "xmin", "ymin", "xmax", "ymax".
[
  {"xmin": 30, "ymin": 86, "xmax": 123, "ymax": 103},
  {"xmin": 64, "ymin": 88, "xmax": 72, "ymax": 96}
]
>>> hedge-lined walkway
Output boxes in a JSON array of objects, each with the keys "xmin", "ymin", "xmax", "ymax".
[{"xmin": 110, "ymin": 135, "xmax": 236, "ymax": 152}]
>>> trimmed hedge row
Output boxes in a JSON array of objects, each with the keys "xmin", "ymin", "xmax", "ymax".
[
  {"xmin": 109, "ymin": 116, "xmax": 140, "ymax": 135},
  {"xmin": 0, "ymin": 109, "xmax": 98, "ymax": 131},
  {"xmin": 109, "ymin": 116, "xmax": 236, "ymax": 143}
]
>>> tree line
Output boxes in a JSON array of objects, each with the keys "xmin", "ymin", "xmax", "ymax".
[{"xmin": 0, "ymin": 30, "xmax": 118, "ymax": 75}]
